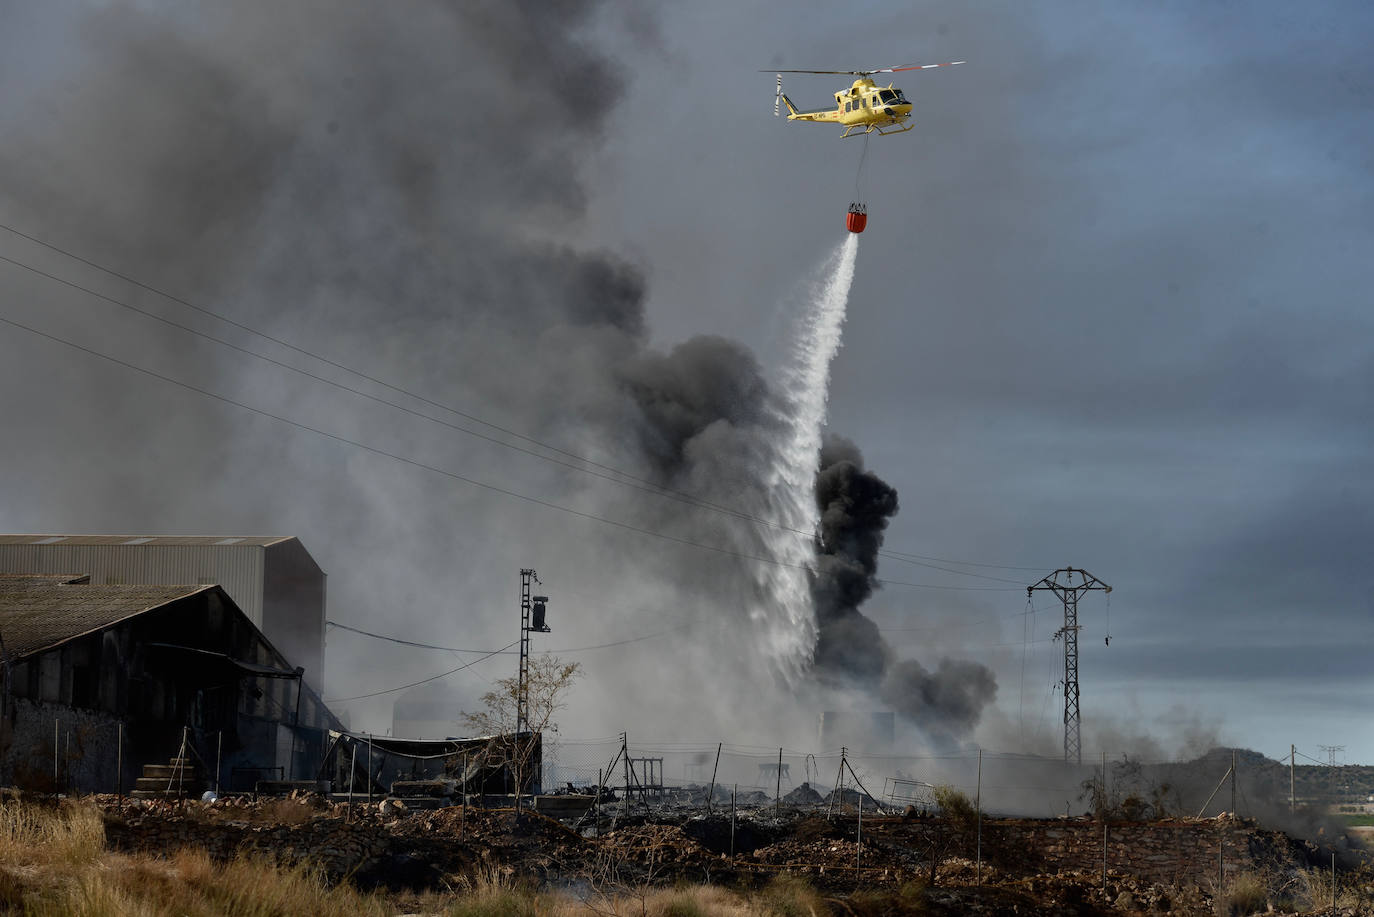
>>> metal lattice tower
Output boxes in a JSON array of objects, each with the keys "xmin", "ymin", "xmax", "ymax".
[
  {"xmin": 1028, "ymin": 567, "xmax": 1112, "ymax": 765},
  {"xmin": 516, "ymin": 568, "xmax": 550, "ymax": 738},
  {"xmin": 517, "ymin": 569, "xmax": 534, "ymax": 737}
]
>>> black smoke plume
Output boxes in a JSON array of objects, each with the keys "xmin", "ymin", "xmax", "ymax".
[
  {"xmin": 812, "ymin": 435, "xmax": 998, "ymax": 744},
  {"xmin": 0, "ymin": 2, "xmax": 991, "ymax": 742},
  {"xmin": 617, "ymin": 336, "xmax": 774, "ymax": 483},
  {"xmin": 812, "ymin": 435, "xmax": 897, "ymax": 682}
]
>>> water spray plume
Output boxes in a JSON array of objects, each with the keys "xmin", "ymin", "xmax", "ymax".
[{"xmin": 751, "ymin": 235, "xmax": 860, "ymax": 680}]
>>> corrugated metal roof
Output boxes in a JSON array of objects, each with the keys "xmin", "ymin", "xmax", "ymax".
[
  {"xmin": 0, "ymin": 535, "xmax": 293, "ymax": 547},
  {"xmin": 0, "ymin": 577, "xmax": 212, "ymax": 658},
  {"xmin": 0, "ymin": 574, "xmax": 89, "ymax": 587}
]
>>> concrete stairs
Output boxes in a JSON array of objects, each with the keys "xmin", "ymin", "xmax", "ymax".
[{"xmin": 130, "ymin": 756, "xmax": 206, "ymax": 800}]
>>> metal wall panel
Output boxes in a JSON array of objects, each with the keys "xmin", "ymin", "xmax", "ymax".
[
  {"xmin": 0, "ymin": 542, "xmax": 266, "ymax": 624},
  {"xmin": 0, "ymin": 538, "xmax": 326, "ymax": 696}
]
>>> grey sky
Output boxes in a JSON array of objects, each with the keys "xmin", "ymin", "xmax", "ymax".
[
  {"xmin": 0, "ymin": 1, "xmax": 1370, "ymax": 764},
  {"xmin": 587, "ymin": 0, "xmax": 1374, "ymax": 760}
]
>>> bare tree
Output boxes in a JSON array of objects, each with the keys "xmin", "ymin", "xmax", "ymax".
[{"xmin": 461, "ymin": 654, "xmax": 580, "ymax": 809}]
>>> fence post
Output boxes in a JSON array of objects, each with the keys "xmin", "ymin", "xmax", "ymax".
[
  {"xmin": 776, "ymin": 747, "xmax": 783, "ymax": 812},
  {"xmin": 116, "ymin": 722, "xmax": 123, "ymax": 806},
  {"xmin": 1103, "ymin": 817, "xmax": 1108, "ymax": 890},
  {"xmin": 856, "ymin": 795, "xmax": 862, "ymax": 873},
  {"xmin": 707, "ymin": 742, "xmax": 721, "ymax": 815},
  {"xmin": 731, "ymin": 785, "xmax": 737, "ymax": 856},
  {"xmin": 347, "ymin": 744, "xmax": 357, "ymax": 823},
  {"xmin": 1217, "ymin": 830, "xmax": 1223, "ymax": 890},
  {"xmin": 622, "ymin": 733, "xmax": 631, "ymax": 818},
  {"xmin": 976, "ymin": 747, "xmax": 983, "ymax": 886}
]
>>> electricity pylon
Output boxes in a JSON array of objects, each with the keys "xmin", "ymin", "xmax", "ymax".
[{"xmin": 1028, "ymin": 567, "xmax": 1111, "ymax": 765}]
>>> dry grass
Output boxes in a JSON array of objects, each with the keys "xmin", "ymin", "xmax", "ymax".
[
  {"xmin": 0, "ymin": 800, "xmax": 849, "ymax": 916},
  {"xmin": 559, "ymin": 884, "xmax": 804, "ymax": 917},
  {"xmin": 437, "ymin": 873, "xmax": 830, "ymax": 917},
  {"xmin": 431, "ymin": 874, "xmax": 795, "ymax": 917},
  {"xmin": 23, "ymin": 849, "xmax": 394, "ymax": 917},
  {"xmin": 1215, "ymin": 871, "xmax": 1267, "ymax": 916},
  {"xmin": 1283, "ymin": 863, "xmax": 1374, "ymax": 914},
  {"xmin": 750, "ymin": 874, "xmax": 830, "ymax": 917},
  {"xmin": 0, "ymin": 799, "xmax": 391, "ymax": 917},
  {"xmin": 0, "ymin": 798, "xmax": 104, "ymax": 866}
]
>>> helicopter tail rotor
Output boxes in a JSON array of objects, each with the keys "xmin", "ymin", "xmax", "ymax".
[{"xmin": 774, "ymin": 73, "xmax": 782, "ymax": 117}]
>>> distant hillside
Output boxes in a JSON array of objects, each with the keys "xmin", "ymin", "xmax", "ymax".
[{"xmin": 1098, "ymin": 747, "xmax": 1373, "ymax": 832}]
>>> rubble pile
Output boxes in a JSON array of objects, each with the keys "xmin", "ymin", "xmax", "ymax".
[
  {"xmin": 86, "ymin": 793, "xmax": 1365, "ymax": 911},
  {"xmin": 598, "ymin": 823, "xmax": 711, "ymax": 868},
  {"xmin": 824, "ymin": 786, "xmax": 879, "ymax": 809},
  {"xmin": 102, "ymin": 794, "xmax": 389, "ymax": 880},
  {"xmin": 781, "ymin": 782, "xmax": 825, "ymax": 806}
]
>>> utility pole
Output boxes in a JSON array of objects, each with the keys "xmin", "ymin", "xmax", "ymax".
[
  {"xmin": 975, "ymin": 748, "xmax": 983, "ymax": 886},
  {"xmin": 1028, "ymin": 567, "xmax": 1112, "ymax": 765},
  {"xmin": 1319, "ymin": 744, "xmax": 1344, "ymax": 808},
  {"xmin": 1289, "ymin": 745, "xmax": 1295, "ymax": 811},
  {"xmin": 1236, "ymin": 747, "xmax": 1247, "ymax": 813},
  {"xmin": 516, "ymin": 569, "xmax": 551, "ymax": 738}
]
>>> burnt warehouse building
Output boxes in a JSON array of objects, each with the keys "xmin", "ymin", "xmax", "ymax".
[
  {"xmin": 0, "ymin": 574, "xmax": 337, "ymax": 794},
  {"xmin": 0, "ymin": 535, "xmax": 326, "ymax": 693}
]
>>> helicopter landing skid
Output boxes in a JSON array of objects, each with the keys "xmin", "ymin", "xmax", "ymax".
[{"xmin": 841, "ymin": 120, "xmax": 914, "ymax": 139}]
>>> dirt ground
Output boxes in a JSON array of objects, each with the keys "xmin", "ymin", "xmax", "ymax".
[{"xmin": 95, "ymin": 795, "xmax": 1374, "ymax": 916}]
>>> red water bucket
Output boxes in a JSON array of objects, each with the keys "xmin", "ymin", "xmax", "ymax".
[{"xmin": 846, "ymin": 207, "xmax": 867, "ymax": 233}]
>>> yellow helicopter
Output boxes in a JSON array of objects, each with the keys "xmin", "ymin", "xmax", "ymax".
[{"xmin": 771, "ymin": 61, "xmax": 964, "ymax": 138}]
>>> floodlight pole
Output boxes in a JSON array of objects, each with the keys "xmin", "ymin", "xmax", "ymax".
[{"xmin": 1028, "ymin": 567, "xmax": 1112, "ymax": 765}]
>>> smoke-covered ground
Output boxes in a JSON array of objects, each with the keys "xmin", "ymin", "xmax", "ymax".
[{"xmin": 0, "ymin": 2, "xmax": 1008, "ymax": 756}]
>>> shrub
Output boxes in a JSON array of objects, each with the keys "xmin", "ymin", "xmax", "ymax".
[
  {"xmin": 1218, "ymin": 871, "xmax": 1267, "ymax": 916},
  {"xmin": 932, "ymin": 785, "xmax": 977, "ymax": 831},
  {"xmin": 0, "ymin": 798, "xmax": 104, "ymax": 866},
  {"xmin": 753, "ymin": 874, "xmax": 827, "ymax": 917}
]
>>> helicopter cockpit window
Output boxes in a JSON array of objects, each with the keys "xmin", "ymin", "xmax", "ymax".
[{"xmin": 879, "ymin": 90, "xmax": 897, "ymax": 103}]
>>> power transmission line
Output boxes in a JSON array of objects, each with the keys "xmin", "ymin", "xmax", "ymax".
[
  {"xmin": 0, "ymin": 225, "xmax": 1043, "ymax": 579},
  {"xmin": 326, "ymin": 619, "xmax": 689, "ymax": 654},
  {"xmin": 878, "ymin": 547, "xmax": 1046, "ymax": 572},
  {"xmin": 324, "ymin": 641, "xmax": 518, "ymax": 703},
  {"xmin": 0, "ymin": 312, "xmax": 1020, "ymax": 592},
  {"xmin": 326, "ymin": 621, "xmax": 514, "ymax": 654}
]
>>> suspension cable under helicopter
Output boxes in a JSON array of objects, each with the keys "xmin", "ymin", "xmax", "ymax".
[{"xmin": 853, "ymin": 131, "xmax": 870, "ymax": 206}]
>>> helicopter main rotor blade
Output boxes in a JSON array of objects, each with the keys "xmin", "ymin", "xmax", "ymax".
[
  {"xmin": 763, "ymin": 61, "xmax": 965, "ymax": 76},
  {"xmin": 875, "ymin": 60, "xmax": 966, "ymax": 73}
]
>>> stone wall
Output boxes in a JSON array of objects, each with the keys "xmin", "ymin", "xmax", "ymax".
[
  {"xmin": 2, "ymin": 698, "xmax": 121, "ymax": 793},
  {"xmin": 979, "ymin": 815, "xmax": 1311, "ymax": 887},
  {"xmin": 104, "ymin": 805, "xmax": 392, "ymax": 881}
]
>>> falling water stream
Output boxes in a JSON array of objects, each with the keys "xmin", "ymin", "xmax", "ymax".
[{"xmin": 751, "ymin": 233, "xmax": 860, "ymax": 680}]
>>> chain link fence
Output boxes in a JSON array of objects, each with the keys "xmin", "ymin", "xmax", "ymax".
[{"xmin": 543, "ymin": 739, "xmax": 1328, "ymax": 821}]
